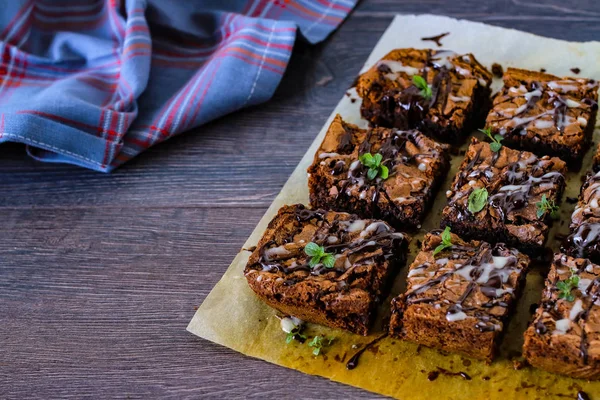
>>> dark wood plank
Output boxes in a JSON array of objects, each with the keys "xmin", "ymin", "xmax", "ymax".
[
  {"xmin": 3, "ymin": 1, "xmax": 600, "ymax": 208},
  {"xmin": 3, "ymin": 1, "xmax": 600, "ymax": 398},
  {"xmin": 1, "ymin": 206, "xmax": 375, "ymax": 398}
]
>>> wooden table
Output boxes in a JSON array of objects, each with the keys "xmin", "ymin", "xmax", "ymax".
[{"xmin": 2, "ymin": 1, "xmax": 599, "ymax": 398}]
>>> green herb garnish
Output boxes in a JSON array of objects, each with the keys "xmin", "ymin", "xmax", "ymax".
[
  {"xmin": 556, "ymin": 269, "xmax": 580, "ymax": 302},
  {"xmin": 359, "ymin": 152, "xmax": 389, "ymax": 181},
  {"xmin": 536, "ymin": 194, "xmax": 559, "ymax": 219},
  {"xmin": 285, "ymin": 326, "xmax": 307, "ymax": 344},
  {"xmin": 412, "ymin": 75, "xmax": 432, "ymax": 99},
  {"xmin": 304, "ymin": 242, "xmax": 335, "ymax": 269},
  {"xmin": 479, "ymin": 127, "xmax": 504, "ymax": 152},
  {"xmin": 308, "ymin": 335, "xmax": 333, "ymax": 356},
  {"xmin": 433, "ymin": 226, "xmax": 453, "ymax": 256},
  {"xmin": 468, "ymin": 187, "xmax": 488, "ymax": 214}
]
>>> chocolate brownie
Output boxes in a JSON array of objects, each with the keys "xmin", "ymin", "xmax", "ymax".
[
  {"xmin": 441, "ymin": 138, "xmax": 567, "ymax": 255},
  {"xmin": 523, "ymin": 253, "xmax": 600, "ymax": 380},
  {"xmin": 485, "ymin": 68, "xmax": 599, "ymax": 164},
  {"xmin": 389, "ymin": 231, "xmax": 530, "ymax": 362},
  {"xmin": 307, "ymin": 114, "xmax": 450, "ymax": 230},
  {"xmin": 244, "ymin": 204, "xmax": 409, "ymax": 336},
  {"xmin": 565, "ymin": 170, "xmax": 600, "ymax": 263},
  {"xmin": 355, "ymin": 48, "xmax": 493, "ymax": 144}
]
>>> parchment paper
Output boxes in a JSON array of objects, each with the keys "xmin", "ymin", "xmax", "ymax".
[{"xmin": 188, "ymin": 15, "xmax": 600, "ymax": 399}]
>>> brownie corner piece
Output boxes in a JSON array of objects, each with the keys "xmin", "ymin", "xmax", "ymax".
[
  {"xmin": 355, "ymin": 48, "xmax": 492, "ymax": 143},
  {"xmin": 441, "ymin": 138, "xmax": 567, "ymax": 255},
  {"xmin": 523, "ymin": 253, "xmax": 600, "ymax": 380},
  {"xmin": 486, "ymin": 67, "xmax": 599, "ymax": 164},
  {"xmin": 389, "ymin": 230, "xmax": 530, "ymax": 362},
  {"xmin": 307, "ymin": 114, "xmax": 449, "ymax": 231},
  {"xmin": 244, "ymin": 204, "xmax": 409, "ymax": 335}
]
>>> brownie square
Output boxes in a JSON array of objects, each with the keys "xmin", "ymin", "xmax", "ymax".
[
  {"xmin": 308, "ymin": 114, "xmax": 450, "ymax": 230},
  {"xmin": 441, "ymin": 138, "xmax": 567, "ymax": 255},
  {"xmin": 523, "ymin": 253, "xmax": 600, "ymax": 380},
  {"xmin": 389, "ymin": 231, "xmax": 530, "ymax": 362},
  {"xmin": 355, "ymin": 48, "xmax": 493, "ymax": 143},
  {"xmin": 565, "ymin": 170, "xmax": 600, "ymax": 263},
  {"xmin": 244, "ymin": 204, "xmax": 409, "ymax": 336},
  {"xmin": 485, "ymin": 68, "xmax": 599, "ymax": 164}
]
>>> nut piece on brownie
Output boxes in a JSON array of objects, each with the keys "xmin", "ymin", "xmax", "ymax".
[
  {"xmin": 355, "ymin": 48, "xmax": 492, "ymax": 143},
  {"xmin": 308, "ymin": 114, "xmax": 449, "ymax": 231},
  {"xmin": 389, "ymin": 230, "xmax": 530, "ymax": 362},
  {"xmin": 244, "ymin": 204, "xmax": 409, "ymax": 336},
  {"xmin": 565, "ymin": 170, "xmax": 600, "ymax": 264},
  {"xmin": 485, "ymin": 68, "xmax": 599, "ymax": 164},
  {"xmin": 523, "ymin": 253, "xmax": 600, "ymax": 380},
  {"xmin": 441, "ymin": 138, "xmax": 567, "ymax": 255}
]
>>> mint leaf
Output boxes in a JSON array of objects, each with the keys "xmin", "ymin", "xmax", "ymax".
[
  {"xmin": 304, "ymin": 242, "xmax": 335, "ymax": 269},
  {"xmin": 556, "ymin": 269, "xmax": 580, "ymax": 302},
  {"xmin": 479, "ymin": 128, "xmax": 503, "ymax": 152},
  {"xmin": 433, "ymin": 227, "xmax": 453, "ymax": 256},
  {"xmin": 468, "ymin": 187, "xmax": 488, "ymax": 213},
  {"xmin": 359, "ymin": 152, "xmax": 389, "ymax": 181},
  {"xmin": 379, "ymin": 165, "xmax": 389, "ymax": 180},
  {"xmin": 536, "ymin": 194, "xmax": 559, "ymax": 220},
  {"xmin": 304, "ymin": 242, "xmax": 322, "ymax": 257},
  {"xmin": 359, "ymin": 153, "xmax": 374, "ymax": 168},
  {"xmin": 321, "ymin": 254, "xmax": 336, "ymax": 269},
  {"xmin": 412, "ymin": 75, "xmax": 432, "ymax": 99},
  {"xmin": 367, "ymin": 168, "xmax": 378, "ymax": 180}
]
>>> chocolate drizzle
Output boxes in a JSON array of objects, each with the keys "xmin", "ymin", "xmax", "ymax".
[
  {"xmin": 254, "ymin": 206, "xmax": 406, "ymax": 278},
  {"xmin": 420, "ymin": 32, "xmax": 450, "ymax": 47},
  {"xmin": 404, "ymin": 234, "xmax": 522, "ymax": 332},
  {"xmin": 449, "ymin": 141, "xmax": 564, "ymax": 227},
  {"xmin": 345, "ymin": 333, "xmax": 387, "ymax": 370}
]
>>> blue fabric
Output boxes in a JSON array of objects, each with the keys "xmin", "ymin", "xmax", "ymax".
[{"xmin": 0, "ymin": 0, "xmax": 356, "ymax": 171}]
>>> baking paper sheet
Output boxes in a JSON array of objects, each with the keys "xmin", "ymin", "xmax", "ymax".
[{"xmin": 188, "ymin": 15, "xmax": 600, "ymax": 399}]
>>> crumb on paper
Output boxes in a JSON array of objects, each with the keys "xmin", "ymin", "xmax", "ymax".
[{"xmin": 571, "ymin": 67, "xmax": 581, "ymax": 74}]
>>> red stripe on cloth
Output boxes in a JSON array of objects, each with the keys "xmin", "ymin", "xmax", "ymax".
[
  {"xmin": 312, "ymin": 0, "xmax": 352, "ymax": 13},
  {"xmin": 0, "ymin": 0, "xmax": 33, "ymax": 39},
  {"xmin": 17, "ymin": 110, "xmax": 122, "ymax": 136},
  {"xmin": 285, "ymin": 1, "xmax": 343, "ymax": 24}
]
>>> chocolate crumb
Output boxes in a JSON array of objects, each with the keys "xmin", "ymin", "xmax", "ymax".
[
  {"xmin": 244, "ymin": 246, "xmax": 257, "ymax": 252},
  {"xmin": 421, "ymin": 32, "xmax": 450, "ymax": 47},
  {"xmin": 513, "ymin": 358, "xmax": 528, "ymax": 370},
  {"xmin": 427, "ymin": 370, "xmax": 440, "ymax": 381},
  {"xmin": 193, "ymin": 305, "xmax": 198, "ymax": 310},
  {"xmin": 571, "ymin": 67, "xmax": 581, "ymax": 74},
  {"xmin": 482, "ymin": 376, "xmax": 490, "ymax": 381},
  {"xmin": 345, "ymin": 91, "xmax": 351, "ymax": 97},
  {"xmin": 491, "ymin": 63, "xmax": 503, "ymax": 78},
  {"xmin": 566, "ymin": 196, "xmax": 578, "ymax": 204},
  {"xmin": 350, "ymin": 98, "xmax": 356, "ymax": 103},
  {"xmin": 540, "ymin": 68, "xmax": 546, "ymax": 73}
]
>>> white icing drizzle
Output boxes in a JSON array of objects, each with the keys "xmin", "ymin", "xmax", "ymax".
[
  {"xmin": 319, "ymin": 152, "xmax": 340, "ymax": 159},
  {"xmin": 377, "ymin": 60, "xmax": 420, "ymax": 78},
  {"xmin": 553, "ymin": 318, "xmax": 571, "ymax": 335},
  {"xmin": 346, "ymin": 219, "xmax": 366, "ymax": 233}
]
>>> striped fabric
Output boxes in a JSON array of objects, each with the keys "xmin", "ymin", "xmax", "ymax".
[{"xmin": 0, "ymin": 0, "xmax": 356, "ymax": 172}]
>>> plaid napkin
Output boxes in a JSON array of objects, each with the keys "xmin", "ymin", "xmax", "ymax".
[{"xmin": 0, "ymin": 0, "xmax": 356, "ymax": 172}]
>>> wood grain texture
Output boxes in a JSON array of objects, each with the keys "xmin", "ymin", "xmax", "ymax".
[{"xmin": 1, "ymin": 1, "xmax": 599, "ymax": 398}]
